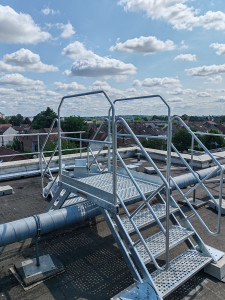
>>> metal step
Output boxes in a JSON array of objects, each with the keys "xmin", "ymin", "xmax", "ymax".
[
  {"xmin": 120, "ymin": 204, "xmax": 178, "ymax": 233},
  {"xmin": 151, "ymin": 250, "xmax": 212, "ymax": 298},
  {"xmin": 136, "ymin": 226, "xmax": 194, "ymax": 264}
]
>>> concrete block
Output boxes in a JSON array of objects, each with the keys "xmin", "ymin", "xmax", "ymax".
[
  {"xmin": 204, "ymin": 254, "xmax": 225, "ymax": 281},
  {"xmin": 208, "ymin": 199, "xmax": 225, "ymax": 215},
  {"xmin": 0, "ymin": 185, "xmax": 13, "ymax": 196}
]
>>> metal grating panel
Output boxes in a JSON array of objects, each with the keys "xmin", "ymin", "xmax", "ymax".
[
  {"xmin": 62, "ymin": 197, "xmax": 87, "ymax": 207},
  {"xmin": 121, "ymin": 204, "xmax": 178, "ymax": 233},
  {"xmin": 151, "ymin": 250, "xmax": 212, "ymax": 298},
  {"xmin": 78, "ymin": 173, "xmax": 159, "ymax": 202},
  {"xmin": 136, "ymin": 226, "xmax": 194, "ymax": 264}
]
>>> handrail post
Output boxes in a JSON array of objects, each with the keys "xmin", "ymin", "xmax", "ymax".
[
  {"xmin": 57, "ymin": 112, "xmax": 62, "ymax": 181},
  {"xmin": 80, "ymin": 132, "xmax": 82, "ymax": 158},
  {"xmin": 165, "ymin": 114, "xmax": 172, "ymax": 269}
]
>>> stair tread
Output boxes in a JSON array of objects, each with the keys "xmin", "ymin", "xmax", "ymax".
[
  {"xmin": 151, "ymin": 250, "xmax": 212, "ymax": 298},
  {"xmin": 136, "ymin": 225, "xmax": 194, "ymax": 263},
  {"xmin": 121, "ymin": 204, "xmax": 178, "ymax": 233}
]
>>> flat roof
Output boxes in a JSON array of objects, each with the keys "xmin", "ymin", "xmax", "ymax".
[{"xmin": 0, "ymin": 159, "xmax": 225, "ymax": 299}]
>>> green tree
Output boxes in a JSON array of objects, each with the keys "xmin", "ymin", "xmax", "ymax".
[
  {"xmin": 10, "ymin": 114, "xmax": 24, "ymax": 126},
  {"xmin": 11, "ymin": 137, "xmax": 23, "ymax": 151},
  {"xmin": 172, "ymin": 128, "xmax": 192, "ymax": 152},
  {"xmin": 142, "ymin": 138, "xmax": 165, "ymax": 150},
  {"xmin": 44, "ymin": 140, "xmax": 79, "ymax": 156},
  {"xmin": 134, "ymin": 116, "xmax": 142, "ymax": 121},
  {"xmin": 61, "ymin": 115, "xmax": 89, "ymax": 138},
  {"xmin": 0, "ymin": 117, "xmax": 6, "ymax": 124},
  {"xmin": 32, "ymin": 107, "xmax": 57, "ymax": 129},
  {"xmin": 23, "ymin": 117, "xmax": 31, "ymax": 125},
  {"xmin": 201, "ymin": 129, "xmax": 225, "ymax": 150}
]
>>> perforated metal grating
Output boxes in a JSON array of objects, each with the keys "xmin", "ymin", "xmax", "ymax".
[
  {"xmin": 62, "ymin": 196, "xmax": 87, "ymax": 207},
  {"xmin": 121, "ymin": 204, "xmax": 178, "ymax": 233},
  {"xmin": 78, "ymin": 173, "xmax": 159, "ymax": 201},
  {"xmin": 136, "ymin": 226, "xmax": 194, "ymax": 263},
  {"xmin": 151, "ymin": 250, "xmax": 212, "ymax": 298}
]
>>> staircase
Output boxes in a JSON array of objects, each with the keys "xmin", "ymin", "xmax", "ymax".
[{"xmin": 44, "ymin": 91, "xmax": 224, "ymax": 299}]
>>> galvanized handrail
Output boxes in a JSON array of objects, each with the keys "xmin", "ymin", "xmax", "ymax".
[
  {"xmin": 171, "ymin": 116, "xmax": 224, "ymax": 235},
  {"xmin": 116, "ymin": 192, "xmax": 166, "ymax": 271},
  {"xmin": 115, "ymin": 117, "xmax": 172, "ymax": 271},
  {"xmin": 114, "ymin": 94, "xmax": 172, "ymax": 269},
  {"xmin": 40, "ymin": 118, "xmax": 59, "ymax": 196},
  {"xmin": 57, "ymin": 90, "xmax": 117, "ymax": 205}
]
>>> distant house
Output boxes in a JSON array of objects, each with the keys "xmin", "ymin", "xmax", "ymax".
[
  {"xmin": 204, "ymin": 121, "xmax": 218, "ymax": 129},
  {"xmin": 0, "ymin": 124, "xmax": 18, "ymax": 147},
  {"xmin": 0, "ymin": 112, "xmax": 5, "ymax": 119},
  {"xmin": 0, "ymin": 146, "xmax": 26, "ymax": 163},
  {"xmin": 17, "ymin": 127, "xmax": 61, "ymax": 152}
]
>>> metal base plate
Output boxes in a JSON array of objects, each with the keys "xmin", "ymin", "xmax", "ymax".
[
  {"xmin": 205, "ymin": 245, "xmax": 224, "ymax": 263},
  {"xmin": 178, "ymin": 198, "xmax": 207, "ymax": 208},
  {"xmin": 14, "ymin": 254, "xmax": 64, "ymax": 286}
]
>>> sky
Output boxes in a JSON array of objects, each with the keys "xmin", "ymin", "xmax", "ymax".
[{"xmin": 0, "ymin": 0, "xmax": 225, "ymax": 117}]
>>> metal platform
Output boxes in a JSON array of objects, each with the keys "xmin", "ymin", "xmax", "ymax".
[
  {"xmin": 61, "ymin": 172, "xmax": 161, "ymax": 212},
  {"xmin": 136, "ymin": 226, "xmax": 194, "ymax": 264},
  {"xmin": 119, "ymin": 204, "xmax": 178, "ymax": 233},
  {"xmin": 151, "ymin": 250, "xmax": 212, "ymax": 298},
  {"xmin": 78, "ymin": 173, "xmax": 159, "ymax": 201}
]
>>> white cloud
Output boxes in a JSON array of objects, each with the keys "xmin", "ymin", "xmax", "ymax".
[
  {"xmin": 174, "ymin": 54, "xmax": 196, "ymax": 61},
  {"xmin": 133, "ymin": 77, "xmax": 181, "ymax": 88},
  {"xmin": 168, "ymin": 88, "xmax": 196, "ymax": 96},
  {"xmin": 186, "ymin": 64, "xmax": 225, "ymax": 76},
  {"xmin": 197, "ymin": 92, "xmax": 211, "ymax": 97},
  {"xmin": 0, "ymin": 73, "xmax": 45, "ymax": 89},
  {"xmin": 62, "ymin": 41, "xmax": 136, "ymax": 78},
  {"xmin": 0, "ymin": 5, "xmax": 51, "ymax": 44},
  {"xmin": 207, "ymin": 75, "xmax": 223, "ymax": 83},
  {"xmin": 118, "ymin": 0, "xmax": 225, "ymax": 31},
  {"xmin": 210, "ymin": 43, "xmax": 225, "ymax": 55},
  {"xmin": 42, "ymin": 8, "xmax": 59, "ymax": 15},
  {"xmin": 110, "ymin": 36, "xmax": 175, "ymax": 54},
  {"xmin": 58, "ymin": 22, "xmax": 75, "ymax": 38},
  {"xmin": 54, "ymin": 81, "xmax": 85, "ymax": 91},
  {"xmin": 0, "ymin": 48, "xmax": 58, "ymax": 73}
]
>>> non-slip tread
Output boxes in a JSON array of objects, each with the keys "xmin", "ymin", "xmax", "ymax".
[
  {"xmin": 120, "ymin": 204, "xmax": 178, "ymax": 233},
  {"xmin": 151, "ymin": 250, "xmax": 212, "ymax": 298},
  {"xmin": 136, "ymin": 225, "xmax": 194, "ymax": 263}
]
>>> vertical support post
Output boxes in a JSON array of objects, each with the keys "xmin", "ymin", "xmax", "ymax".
[
  {"xmin": 107, "ymin": 112, "xmax": 111, "ymax": 172},
  {"xmin": 87, "ymin": 144, "xmax": 90, "ymax": 172},
  {"xmin": 35, "ymin": 238, "xmax": 40, "ymax": 266},
  {"xmin": 80, "ymin": 132, "xmax": 82, "ymax": 158},
  {"xmin": 165, "ymin": 111, "xmax": 172, "ymax": 269},
  {"xmin": 57, "ymin": 107, "xmax": 62, "ymax": 181},
  {"xmin": 191, "ymin": 135, "xmax": 194, "ymax": 168},
  {"xmin": 111, "ymin": 106, "xmax": 117, "ymax": 207}
]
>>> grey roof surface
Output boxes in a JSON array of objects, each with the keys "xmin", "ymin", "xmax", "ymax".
[{"xmin": 0, "ymin": 160, "xmax": 225, "ymax": 300}]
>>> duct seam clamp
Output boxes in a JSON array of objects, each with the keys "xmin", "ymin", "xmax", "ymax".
[{"xmin": 33, "ymin": 215, "xmax": 41, "ymax": 237}]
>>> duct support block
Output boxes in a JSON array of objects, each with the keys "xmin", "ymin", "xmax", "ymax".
[
  {"xmin": 0, "ymin": 185, "xmax": 13, "ymax": 196},
  {"xmin": 204, "ymin": 253, "xmax": 225, "ymax": 281},
  {"xmin": 14, "ymin": 254, "xmax": 64, "ymax": 287},
  {"xmin": 208, "ymin": 199, "xmax": 225, "ymax": 215},
  {"xmin": 178, "ymin": 198, "xmax": 207, "ymax": 209}
]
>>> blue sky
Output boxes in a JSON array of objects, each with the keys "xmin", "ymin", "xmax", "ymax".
[{"xmin": 0, "ymin": 0, "xmax": 225, "ymax": 117}]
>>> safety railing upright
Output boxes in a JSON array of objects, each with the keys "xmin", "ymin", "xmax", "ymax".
[
  {"xmin": 40, "ymin": 118, "xmax": 85, "ymax": 198},
  {"xmin": 170, "ymin": 116, "xmax": 224, "ymax": 235},
  {"xmin": 87, "ymin": 118, "xmax": 110, "ymax": 173},
  {"xmin": 57, "ymin": 90, "xmax": 117, "ymax": 205},
  {"xmin": 112, "ymin": 94, "xmax": 172, "ymax": 270}
]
